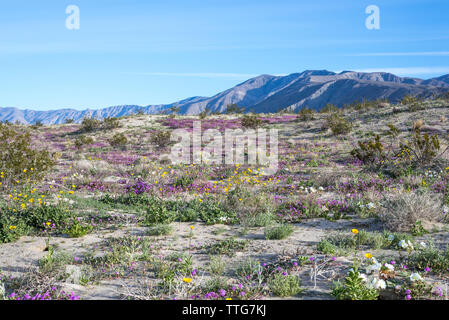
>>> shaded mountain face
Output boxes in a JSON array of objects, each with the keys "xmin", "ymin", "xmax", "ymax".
[{"xmin": 1, "ymin": 70, "xmax": 448, "ymax": 124}]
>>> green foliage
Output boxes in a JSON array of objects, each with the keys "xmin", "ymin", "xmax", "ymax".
[
  {"xmin": 297, "ymin": 107, "xmax": 315, "ymax": 121},
  {"xmin": 264, "ymin": 224, "xmax": 294, "ymax": 240},
  {"xmin": 225, "ymin": 103, "xmax": 245, "ymax": 114},
  {"xmin": 65, "ymin": 118, "xmax": 74, "ymax": 124},
  {"xmin": 241, "ymin": 114, "xmax": 262, "ymax": 129},
  {"xmin": 0, "ymin": 213, "xmax": 28, "ymax": 243},
  {"xmin": 102, "ymin": 117, "xmax": 121, "ymax": 130},
  {"xmin": 351, "ymin": 134, "xmax": 385, "ymax": 164},
  {"xmin": 405, "ymin": 128, "xmax": 441, "ymax": 165},
  {"xmin": 195, "ymin": 200, "xmax": 237, "ymax": 225},
  {"xmin": 146, "ymin": 224, "xmax": 173, "ymax": 236},
  {"xmin": 326, "ymin": 113, "xmax": 352, "ymax": 135},
  {"xmin": 331, "ymin": 267, "xmax": 379, "ymax": 300},
  {"xmin": 108, "ymin": 133, "xmax": 128, "ymax": 147},
  {"xmin": 143, "ymin": 197, "xmax": 177, "ymax": 225},
  {"xmin": 80, "ymin": 117, "xmax": 102, "ymax": 133},
  {"xmin": 74, "ymin": 135, "xmax": 94, "ymax": 149},
  {"xmin": 268, "ymin": 273, "xmax": 303, "ymax": 297},
  {"xmin": 23, "ymin": 205, "xmax": 72, "ymax": 231},
  {"xmin": 0, "ymin": 123, "xmax": 56, "ymax": 185},
  {"xmin": 410, "ymin": 220, "xmax": 428, "ymax": 236},
  {"xmin": 174, "ymin": 175, "xmax": 194, "ymax": 188},
  {"xmin": 63, "ymin": 218, "xmax": 93, "ymax": 238},
  {"xmin": 408, "ymin": 245, "xmax": 449, "ymax": 274},
  {"xmin": 150, "ymin": 130, "xmax": 171, "ymax": 148},
  {"xmin": 206, "ymin": 238, "xmax": 249, "ymax": 256}
]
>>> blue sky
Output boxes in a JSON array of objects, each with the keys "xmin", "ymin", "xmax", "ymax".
[{"xmin": 0, "ymin": 0, "xmax": 448, "ymax": 110}]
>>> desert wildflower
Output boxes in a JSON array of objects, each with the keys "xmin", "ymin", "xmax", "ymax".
[
  {"xmin": 351, "ymin": 229, "xmax": 359, "ymax": 234},
  {"xmin": 364, "ymin": 253, "xmax": 373, "ymax": 259},
  {"xmin": 183, "ymin": 277, "xmax": 193, "ymax": 283}
]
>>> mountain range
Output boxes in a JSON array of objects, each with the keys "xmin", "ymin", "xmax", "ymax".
[{"xmin": 2, "ymin": 70, "xmax": 448, "ymax": 124}]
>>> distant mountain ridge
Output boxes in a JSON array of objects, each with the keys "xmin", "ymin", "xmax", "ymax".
[{"xmin": 2, "ymin": 70, "xmax": 448, "ymax": 124}]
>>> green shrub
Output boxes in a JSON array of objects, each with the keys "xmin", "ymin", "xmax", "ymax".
[
  {"xmin": 0, "ymin": 212, "xmax": 28, "ymax": 243},
  {"xmin": 102, "ymin": 117, "xmax": 121, "ymax": 130},
  {"xmin": 143, "ymin": 197, "xmax": 177, "ymax": 225},
  {"xmin": 0, "ymin": 124, "xmax": 56, "ymax": 185},
  {"xmin": 63, "ymin": 218, "xmax": 93, "ymax": 238},
  {"xmin": 24, "ymin": 205, "xmax": 73, "ymax": 231},
  {"xmin": 195, "ymin": 200, "xmax": 236, "ymax": 225},
  {"xmin": 297, "ymin": 107, "xmax": 315, "ymax": 121},
  {"xmin": 268, "ymin": 273, "xmax": 303, "ymax": 297},
  {"xmin": 174, "ymin": 175, "xmax": 194, "ymax": 188},
  {"xmin": 146, "ymin": 224, "xmax": 173, "ymax": 236},
  {"xmin": 241, "ymin": 114, "xmax": 262, "ymax": 129},
  {"xmin": 108, "ymin": 133, "xmax": 128, "ymax": 147},
  {"xmin": 225, "ymin": 103, "xmax": 244, "ymax": 114},
  {"xmin": 325, "ymin": 113, "xmax": 352, "ymax": 135},
  {"xmin": 408, "ymin": 245, "xmax": 449, "ymax": 274},
  {"xmin": 206, "ymin": 238, "xmax": 249, "ymax": 256},
  {"xmin": 331, "ymin": 267, "xmax": 379, "ymax": 300},
  {"xmin": 150, "ymin": 131, "xmax": 171, "ymax": 148},
  {"xmin": 264, "ymin": 224, "xmax": 294, "ymax": 240},
  {"xmin": 80, "ymin": 117, "xmax": 101, "ymax": 132},
  {"xmin": 74, "ymin": 135, "xmax": 94, "ymax": 149}
]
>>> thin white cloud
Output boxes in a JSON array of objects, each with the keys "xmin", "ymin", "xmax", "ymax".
[
  {"xmin": 354, "ymin": 67, "xmax": 449, "ymax": 76},
  {"xmin": 349, "ymin": 51, "xmax": 449, "ymax": 57}
]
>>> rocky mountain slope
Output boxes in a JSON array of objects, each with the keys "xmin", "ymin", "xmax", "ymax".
[{"xmin": 1, "ymin": 70, "xmax": 448, "ymax": 124}]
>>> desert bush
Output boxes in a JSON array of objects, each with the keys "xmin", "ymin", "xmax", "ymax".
[
  {"xmin": 108, "ymin": 132, "xmax": 128, "ymax": 147},
  {"xmin": 24, "ymin": 205, "xmax": 73, "ymax": 231},
  {"xmin": 0, "ymin": 124, "xmax": 56, "ymax": 185},
  {"xmin": 331, "ymin": 267, "xmax": 379, "ymax": 300},
  {"xmin": 0, "ymin": 212, "xmax": 29, "ymax": 243},
  {"xmin": 268, "ymin": 273, "xmax": 303, "ymax": 297},
  {"xmin": 325, "ymin": 113, "xmax": 352, "ymax": 135},
  {"xmin": 208, "ymin": 255, "xmax": 226, "ymax": 276},
  {"xmin": 65, "ymin": 118, "xmax": 74, "ymax": 124},
  {"xmin": 401, "ymin": 95, "xmax": 418, "ymax": 105},
  {"xmin": 297, "ymin": 107, "xmax": 315, "ymax": 121},
  {"xmin": 194, "ymin": 200, "xmax": 237, "ymax": 225},
  {"xmin": 80, "ymin": 117, "xmax": 101, "ymax": 132},
  {"xmin": 379, "ymin": 191, "xmax": 443, "ymax": 232},
  {"xmin": 225, "ymin": 103, "xmax": 244, "ymax": 114},
  {"xmin": 241, "ymin": 114, "xmax": 262, "ymax": 129},
  {"xmin": 150, "ymin": 130, "xmax": 171, "ymax": 148},
  {"xmin": 404, "ymin": 128, "xmax": 443, "ymax": 165},
  {"xmin": 264, "ymin": 224, "xmax": 294, "ymax": 240},
  {"xmin": 198, "ymin": 108, "xmax": 211, "ymax": 119},
  {"xmin": 102, "ymin": 117, "xmax": 121, "ymax": 130},
  {"xmin": 142, "ymin": 197, "xmax": 177, "ymax": 225},
  {"xmin": 350, "ymin": 134, "xmax": 385, "ymax": 165},
  {"xmin": 408, "ymin": 245, "xmax": 449, "ymax": 274},
  {"xmin": 63, "ymin": 218, "xmax": 93, "ymax": 238},
  {"xmin": 74, "ymin": 135, "xmax": 94, "ymax": 149},
  {"xmin": 146, "ymin": 224, "xmax": 173, "ymax": 236},
  {"xmin": 31, "ymin": 120, "xmax": 43, "ymax": 129},
  {"xmin": 320, "ymin": 103, "xmax": 339, "ymax": 114},
  {"xmin": 225, "ymin": 187, "xmax": 275, "ymax": 227},
  {"xmin": 206, "ymin": 238, "xmax": 249, "ymax": 256},
  {"xmin": 173, "ymin": 175, "xmax": 194, "ymax": 188}
]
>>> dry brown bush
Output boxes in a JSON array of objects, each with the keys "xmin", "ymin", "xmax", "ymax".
[{"xmin": 379, "ymin": 191, "xmax": 443, "ymax": 232}]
